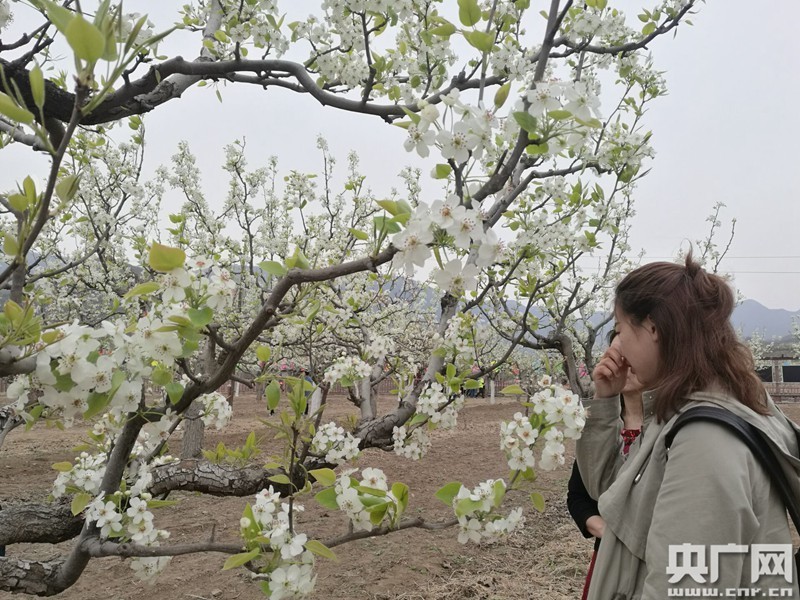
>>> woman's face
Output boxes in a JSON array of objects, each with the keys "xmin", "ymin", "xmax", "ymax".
[{"xmin": 612, "ymin": 308, "xmax": 661, "ymax": 387}]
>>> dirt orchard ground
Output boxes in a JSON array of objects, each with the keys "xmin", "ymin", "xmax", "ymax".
[{"xmin": 3, "ymin": 395, "xmax": 800, "ymax": 600}]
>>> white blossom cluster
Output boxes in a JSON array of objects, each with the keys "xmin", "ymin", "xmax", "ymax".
[
  {"xmin": 365, "ymin": 335, "xmax": 395, "ymax": 362},
  {"xmin": 430, "ymin": 313, "xmax": 475, "ymax": 369},
  {"xmin": 499, "ymin": 412, "xmax": 539, "ymax": 471},
  {"xmin": 165, "ymin": 257, "xmax": 238, "ymax": 310},
  {"xmin": 198, "ymin": 391, "xmax": 233, "ymax": 430},
  {"xmin": 333, "ymin": 468, "xmax": 400, "ymax": 532},
  {"xmin": 453, "ymin": 480, "xmax": 525, "ymax": 545},
  {"xmin": 52, "ymin": 420, "xmax": 179, "ymax": 499},
  {"xmin": 85, "ymin": 492, "xmax": 171, "ymax": 582},
  {"xmin": 561, "ymin": 2, "xmax": 632, "ymax": 44},
  {"xmin": 500, "ymin": 378, "xmax": 586, "ymax": 473},
  {"xmin": 0, "ymin": 0, "xmax": 12, "ymax": 31},
  {"xmin": 309, "ymin": 422, "xmax": 361, "ymax": 465},
  {"xmin": 7, "ymin": 258, "xmax": 237, "ymax": 428},
  {"xmin": 529, "ymin": 377, "xmax": 586, "ymax": 438},
  {"xmin": 53, "ymin": 451, "xmax": 106, "ymax": 497},
  {"xmin": 595, "ymin": 121, "xmax": 656, "ymax": 172},
  {"xmin": 391, "ymin": 424, "xmax": 431, "ymax": 460},
  {"xmin": 242, "ymin": 487, "xmax": 316, "ymax": 599},
  {"xmin": 416, "ymin": 382, "xmax": 463, "ymax": 429},
  {"xmin": 322, "ymin": 355, "xmax": 372, "ymax": 385}
]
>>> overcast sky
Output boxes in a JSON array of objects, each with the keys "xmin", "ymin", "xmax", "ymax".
[{"xmin": 3, "ymin": 1, "xmax": 799, "ymax": 310}]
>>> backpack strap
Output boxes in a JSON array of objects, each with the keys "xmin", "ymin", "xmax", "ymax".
[{"xmin": 666, "ymin": 406, "xmax": 800, "ymax": 575}]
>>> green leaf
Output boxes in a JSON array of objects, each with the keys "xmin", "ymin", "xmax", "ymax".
[
  {"xmin": 400, "ymin": 106, "xmax": 421, "ymax": 125},
  {"xmin": 376, "ymin": 199, "xmax": 400, "ymax": 215},
  {"xmin": 151, "ymin": 366, "xmax": 173, "ymax": 386},
  {"xmin": 256, "ymin": 345, "xmax": 271, "ymax": 362},
  {"xmin": 492, "ymin": 479, "xmax": 506, "ymax": 508},
  {"xmin": 38, "ymin": 0, "xmax": 74, "ymax": 34},
  {"xmin": 435, "ymin": 482, "xmax": 462, "ymax": 506},
  {"xmin": 29, "ymin": 64, "xmax": 45, "ymax": 109},
  {"xmin": 165, "ymin": 382, "xmax": 184, "ymax": 405},
  {"xmin": 149, "ymin": 243, "xmax": 186, "ymax": 272},
  {"xmin": 368, "ymin": 502, "xmax": 389, "ymax": 525},
  {"xmin": 22, "ymin": 176, "xmax": 36, "ymax": 203},
  {"xmin": 55, "ymin": 174, "xmax": 80, "ymax": 202},
  {"xmin": 356, "ymin": 485, "xmax": 387, "ymax": 497},
  {"xmin": 4, "ymin": 300, "xmax": 22, "ymax": 324},
  {"xmin": 500, "ymin": 384, "xmax": 526, "ymax": 395},
  {"xmin": 83, "ymin": 392, "xmax": 111, "ymax": 419},
  {"xmin": 455, "ymin": 497, "xmax": 484, "ymax": 518},
  {"xmin": 52, "ymin": 461, "xmax": 74, "ymax": 472},
  {"xmin": 2, "ymin": 234, "xmax": 18, "ymax": 257},
  {"xmin": 309, "ymin": 468, "xmax": 336, "ymax": 488},
  {"xmin": 265, "ymin": 380, "xmax": 280, "ymax": 410},
  {"xmin": 408, "ymin": 413, "xmax": 428, "ymax": 427},
  {"xmin": 429, "ymin": 21, "xmax": 457, "ymax": 37},
  {"xmin": 458, "ymin": 0, "xmax": 482, "ymax": 26},
  {"xmin": 391, "ymin": 482, "xmax": 409, "ymax": 514},
  {"xmin": 530, "ymin": 491, "xmax": 545, "ymax": 512},
  {"xmin": 315, "ymin": 487, "xmax": 339, "ymax": 510},
  {"xmin": 494, "ymin": 81, "xmax": 511, "ymax": 109},
  {"xmin": 65, "ymin": 15, "xmax": 106, "ymax": 62},
  {"xmin": 642, "ymin": 21, "xmax": 657, "ymax": 36},
  {"xmin": 268, "ymin": 474, "xmax": 291, "ymax": 485},
  {"xmin": 0, "ymin": 92, "xmax": 35, "ymax": 124},
  {"xmin": 123, "ymin": 282, "xmax": 160, "ymax": 299},
  {"xmin": 513, "ymin": 111, "xmax": 538, "ymax": 134},
  {"xmin": 7, "ymin": 194, "xmax": 28, "ymax": 213},
  {"xmin": 463, "ymin": 30, "xmax": 495, "ymax": 53},
  {"xmin": 259, "ymin": 260, "xmax": 287, "ymax": 277},
  {"xmin": 187, "ymin": 307, "xmax": 213, "ymax": 328},
  {"xmin": 463, "ymin": 378, "xmax": 481, "ymax": 390},
  {"xmin": 285, "ymin": 247, "xmax": 310, "ymax": 270},
  {"xmin": 222, "ymin": 548, "xmax": 260, "ymax": 571},
  {"xmin": 547, "ymin": 109, "xmax": 572, "ymax": 120},
  {"xmin": 525, "ymin": 143, "xmax": 549, "ymax": 155},
  {"xmin": 304, "ymin": 539, "xmax": 337, "ymax": 560},
  {"xmin": 348, "ymin": 228, "xmax": 369, "ymax": 241},
  {"xmin": 433, "ymin": 163, "xmax": 452, "ymax": 179},
  {"xmin": 71, "ymin": 492, "xmax": 92, "ymax": 516},
  {"xmin": 373, "ymin": 215, "xmax": 401, "ymax": 234}
]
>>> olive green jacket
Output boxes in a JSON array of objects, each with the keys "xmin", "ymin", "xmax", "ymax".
[{"xmin": 576, "ymin": 390, "xmax": 800, "ymax": 600}]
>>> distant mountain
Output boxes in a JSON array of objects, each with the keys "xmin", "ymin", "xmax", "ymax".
[{"xmin": 732, "ymin": 299, "xmax": 799, "ymax": 340}]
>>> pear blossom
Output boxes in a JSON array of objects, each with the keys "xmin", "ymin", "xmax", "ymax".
[
  {"xmin": 475, "ymin": 228, "xmax": 504, "ymax": 268},
  {"xmin": 432, "ymin": 260, "xmax": 479, "ymax": 294},
  {"xmin": 403, "ymin": 124, "xmax": 435, "ymax": 157},
  {"xmin": 391, "ymin": 216, "xmax": 434, "ymax": 275},
  {"xmin": 436, "ymin": 121, "xmax": 478, "ymax": 164},
  {"xmin": 430, "ymin": 195, "xmax": 463, "ymax": 230}
]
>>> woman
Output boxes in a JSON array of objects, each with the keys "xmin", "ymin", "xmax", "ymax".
[
  {"xmin": 568, "ymin": 365, "xmax": 644, "ymax": 600},
  {"xmin": 576, "ymin": 253, "xmax": 800, "ymax": 599}
]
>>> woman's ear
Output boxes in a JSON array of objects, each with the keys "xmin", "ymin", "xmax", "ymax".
[{"xmin": 644, "ymin": 316, "xmax": 658, "ymax": 342}]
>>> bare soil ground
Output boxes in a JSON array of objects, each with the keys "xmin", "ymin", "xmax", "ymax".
[{"xmin": 3, "ymin": 395, "xmax": 798, "ymax": 600}]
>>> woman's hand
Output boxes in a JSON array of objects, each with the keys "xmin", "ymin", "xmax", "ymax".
[
  {"xmin": 593, "ymin": 341, "xmax": 629, "ymax": 398},
  {"xmin": 585, "ymin": 515, "xmax": 606, "ymax": 539}
]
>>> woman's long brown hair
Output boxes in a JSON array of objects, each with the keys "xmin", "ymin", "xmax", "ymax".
[{"xmin": 615, "ymin": 252, "xmax": 767, "ymax": 421}]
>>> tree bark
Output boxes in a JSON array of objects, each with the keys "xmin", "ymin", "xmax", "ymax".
[
  {"xmin": 180, "ymin": 401, "xmax": 204, "ymax": 459},
  {"xmin": 0, "ymin": 557, "xmax": 66, "ymax": 596},
  {"xmin": 0, "ymin": 501, "xmax": 83, "ymax": 546},
  {"xmin": 149, "ymin": 459, "xmax": 300, "ymax": 497}
]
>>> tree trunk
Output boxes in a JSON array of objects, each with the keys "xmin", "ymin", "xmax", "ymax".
[
  {"xmin": 180, "ymin": 401, "xmax": 204, "ymax": 459},
  {"xmin": 489, "ymin": 380, "xmax": 496, "ymax": 404},
  {"xmin": 308, "ymin": 388, "xmax": 323, "ymax": 416}
]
